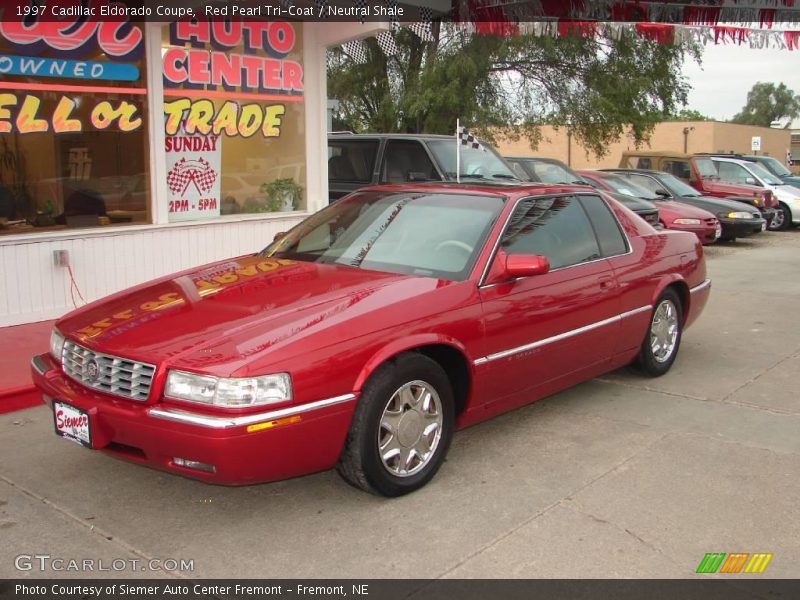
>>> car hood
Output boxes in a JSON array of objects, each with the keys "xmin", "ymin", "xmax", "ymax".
[
  {"xmin": 56, "ymin": 255, "xmax": 447, "ymax": 374},
  {"xmin": 656, "ymin": 200, "xmax": 715, "ymax": 220},
  {"xmin": 780, "ymin": 175, "xmax": 800, "ymax": 187},
  {"xmin": 701, "ymin": 178, "xmax": 763, "ymax": 197},
  {"xmin": 676, "ymin": 194, "xmax": 759, "ymax": 215}
]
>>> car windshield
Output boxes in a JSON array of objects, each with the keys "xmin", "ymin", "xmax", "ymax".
[
  {"xmin": 524, "ymin": 160, "xmax": 585, "ymax": 184},
  {"xmin": 427, "ymin": 140, "xmax": 519, "ymax": 181},
  {"xmin": 756, "ymin": 156, "xmax": 792, "ymax": 177},
  {"xmin": 658, "ymin": 172, "xmax": 702, "ymax": 197},
  {"xmin": 595, "ymin": 174, "xmax": 660, "ymax": 200},
  {"xmin": 747, "ymin": 162, "xmax": 783, "ymax": 185},
  {"xmin": 694, "ymin": 157, "xmax": 718, "ymax": 178},
  {"xmin": 262, "ymin": 191, "xmax": 504, "ymax": 281}
]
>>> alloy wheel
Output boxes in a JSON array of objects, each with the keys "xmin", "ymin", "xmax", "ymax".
[
  {"xmin": 650, "ymin": 299, "xmax": 679, "ymax": 363},
  {"xmin": 378, "ymin": 380, "xmax": 443, "ymax": 477}
]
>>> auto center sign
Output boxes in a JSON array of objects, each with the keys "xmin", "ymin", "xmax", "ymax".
[{"xmin": 0, "ymin": 15, "xmax": 302, "ymax": 139}]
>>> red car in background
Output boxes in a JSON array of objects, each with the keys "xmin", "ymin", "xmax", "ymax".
[
  {"xmin": 578, "ymin": 170, "xmax": 720, "ymax": 244},
  {"xmin": 32, "ymin": 184, "xmax": 710, "ymax": 497}
]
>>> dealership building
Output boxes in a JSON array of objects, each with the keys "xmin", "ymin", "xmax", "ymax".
[{"xmin": 0, "ymin": 13, "xmax": 397, "ymax": 327}]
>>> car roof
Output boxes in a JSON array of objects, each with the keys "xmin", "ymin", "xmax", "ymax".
[
  {"xmin": 328, "ymin": 133, "xmax": 458, "ymax": 141},
  {"xmin": 601, "ymin": 168, "xmax": 665, "ymax": 176},
  {"xmin": 621, "ymin": 151, "xmax": 694, "ymax": 159},
  {"xmin": 352, "ymin": 181, "xmax": 597, "ymax": 197}
]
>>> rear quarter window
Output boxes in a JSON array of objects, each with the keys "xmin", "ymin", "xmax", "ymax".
[{"xmin": 578, "ymin": 195, "xmax": 629, "ymax": 257}]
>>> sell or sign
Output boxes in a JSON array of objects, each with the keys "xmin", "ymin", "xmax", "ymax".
[
  {"xmin": 0, "ymin": 94, "xmax": 142, "ymax": 134},
  {"xmin": 751, "ymin": 136, "xmax": 761, "ymax": 152},
  {"xmin": 165, "ymin": 125, "xmax": 222, "ymax": 223}
]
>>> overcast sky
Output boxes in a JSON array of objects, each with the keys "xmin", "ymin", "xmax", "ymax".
[{"xmin": 682, "ymin": 43, "xmax": 800, "ymax": 122}]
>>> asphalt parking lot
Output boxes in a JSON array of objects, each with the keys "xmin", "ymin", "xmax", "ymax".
[{"xmin": 2, "ymin": 230, "xmax": 799, "ymax": 580}]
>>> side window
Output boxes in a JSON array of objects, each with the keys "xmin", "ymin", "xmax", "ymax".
[
  {"xmin": 624, "ymin": 174, "xmax": 664, "ymax": 195},
  {"xmin": 634, "ymin": 157, "xmax": 652, "ymax": 169},
  {"xmin": 381, "ymin": 141, "xmax": 439, "ymax": 183},
  {"xmin": 662, "ymin": 160, "xmax": 691, "ymax": 180},
  {"xmin": 716, "ymin": 161, "xmax": 756, "ymax": 185},
  {"xmin": 578, "ymin": 195, "xmax": 628, "ymax": 257},
  {"xmin": 328, "ymin": 141, "xmax": 379, "ymax": 183},
  {"xmin": 501, "ymin": 196, "xmax": 601, "ymax": 270},
  {"xmin": 508, "ymin": 160, "xmax": 531, "ymax": 181}
]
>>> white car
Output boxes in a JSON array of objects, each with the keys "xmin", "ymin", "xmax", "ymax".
[{"xmin": 711, "ymin": 156, "xmax": 800, "ymax": 230}]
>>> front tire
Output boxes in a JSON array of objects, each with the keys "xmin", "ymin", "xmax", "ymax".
[
  {"xmin": 768, "ymin": 203, "xmax": 790, "ymax": 231},
  {"xmin": 634, "ymin": 289, "xmax": 683, "ymax": 377},
  {"xmin": 337, "ymin": 353, "xmax": 454, "ymax": 497}
]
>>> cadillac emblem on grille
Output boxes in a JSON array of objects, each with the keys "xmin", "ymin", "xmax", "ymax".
[{"xmin": 85, "ymin": 359, "xmax": 100, "ymax": 382}]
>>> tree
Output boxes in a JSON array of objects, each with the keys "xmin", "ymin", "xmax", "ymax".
[
  {"xmin": 731, "ymin": 82, "xmax": 800, "ymax": 127},
  {"xmin": 661, "ymin": 108, "xmax": 711, "ymax": 121},
  {"xmin": 328, "ymin": 25, "xmax": 701, "ymax": 157}
]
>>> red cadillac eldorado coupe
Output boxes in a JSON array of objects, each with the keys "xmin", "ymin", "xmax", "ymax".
[{"xmin": 32, "ymin": 183, "xmax": 711, "ymax": 496}]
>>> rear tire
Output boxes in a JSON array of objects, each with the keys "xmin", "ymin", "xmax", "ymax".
[
  {"xmin": 337, "ymin": 353, "xmax": 454, "ymax": 497},
  {"xmin": 634, "ymin": 289, "xmax": 683, "ymax": 377}
]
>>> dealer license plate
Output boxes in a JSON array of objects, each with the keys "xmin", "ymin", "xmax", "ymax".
[
  {"xmin": 761, "ymin": 221, "xmax": 767, "ymax": 231},
  {"xmin": 715, "ymin": 224, "xmax": 722, "ymax": 239},
  {"xmin": 53, "ymin": 401, "xmax": 91, "ymax": 448}
]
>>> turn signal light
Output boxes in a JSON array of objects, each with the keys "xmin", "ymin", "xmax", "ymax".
[{"xmin": 173, "ymin": 457, "xmax": 216, "ymax": 473}]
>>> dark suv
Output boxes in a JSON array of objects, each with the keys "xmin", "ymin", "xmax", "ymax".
[{"xmin": 327, "ymin": 133, "xmax": 519, "ymax": 201}]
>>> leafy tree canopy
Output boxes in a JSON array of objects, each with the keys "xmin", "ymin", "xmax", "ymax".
[
  {"xmin": 730, "ymin": 82, "xmax": 800, "ymax": 127},
  {"xmin": 660, "ymin": 108, "xmax": 711, "ymax": 121},
  {"xmin": 328, "ymin": 25, "xmax": 701, "ymax": 157}
]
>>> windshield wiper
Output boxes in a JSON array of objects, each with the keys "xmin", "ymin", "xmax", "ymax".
[{"xmin": 491, "ymin": 173, "xmax": 519, "ymax": 180}]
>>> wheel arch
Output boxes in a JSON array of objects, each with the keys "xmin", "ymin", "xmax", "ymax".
[
  {"xmin": 353, "ymin": 335, "xmax": 474, "ymax": 417},
  {"xmin": 652, "ymin": 277, "xmax": 690, "ymax": 323}
]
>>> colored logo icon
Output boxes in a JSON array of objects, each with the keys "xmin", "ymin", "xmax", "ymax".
[{"xmin": 696, "ymin": 552, "xmax": 773, "ymax": 574}]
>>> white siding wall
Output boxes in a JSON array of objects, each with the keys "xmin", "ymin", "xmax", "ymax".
[{"xmin": 0, "ymin": 214, "xmax": 303, "ymax": 327}]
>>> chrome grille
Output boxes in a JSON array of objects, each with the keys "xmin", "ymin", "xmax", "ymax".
[{"xmin": 62, "ymin": 340, "xmax": 156, "ymax": 401}]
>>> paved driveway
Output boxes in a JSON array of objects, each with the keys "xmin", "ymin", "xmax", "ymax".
[{"xmin": 2, "ymin": 231, "xmax": 799, "ymax": 579}]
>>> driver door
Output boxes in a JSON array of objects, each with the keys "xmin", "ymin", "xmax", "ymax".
[{"xmin": 477, "ymin": 195, "xmax": 622, "ymax": 404}]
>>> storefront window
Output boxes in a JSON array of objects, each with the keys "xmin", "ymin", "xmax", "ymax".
[
  {"xmin": 0, "ymin": 19, "xmax": 149, "ymax": 235},
  {"xmin": 161, "ymin": 19, "xmax": 306, "ymax": 222}
]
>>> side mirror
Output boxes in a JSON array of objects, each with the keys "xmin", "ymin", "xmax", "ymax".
[
  {"xmin": 273, "ymin": 231, "xmax": 287, "ymax": 242},
  {"xmin": 505, "ymin": 254, "xmax": 550, "ymax": 278},
  {"xmin": 745, "ymin": 177, "xmax": 760, "ymax": 186}
]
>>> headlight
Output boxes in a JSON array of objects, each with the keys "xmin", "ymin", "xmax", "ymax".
[
  {"xmin": 721, "ymin": 211, "xmax": 753, "ymax": 219},
  {"xmin": 165, "ymin": 370, "xmax": 292, "ymax": 408},
  {"xmin": 673, "ymin": 218, "xmax": 701, "ymax": 225},
  {"xmin": 49, "ymin": 330, "xmax": 65, "ymax": 362}
]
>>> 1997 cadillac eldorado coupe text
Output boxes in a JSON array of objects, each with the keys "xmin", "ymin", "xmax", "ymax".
[{"xmin": 32, "ymin": 183, "xmax": 710, "ymax": 496}]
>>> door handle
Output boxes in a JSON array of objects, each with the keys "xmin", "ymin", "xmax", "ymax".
[{"xmin": 598, "ymin": 276, "xmax": 615, "ymax": 291}]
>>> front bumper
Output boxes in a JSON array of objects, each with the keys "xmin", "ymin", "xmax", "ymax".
[
  {"xmin": 31, "ymin": 354, "xmax": 357, "ymax": 485},
  {"xmin": 718, "ymin": 217, "xmax": 766, "ymax": 238},
  {"xmin": 666, "ymin": 223, "xmax": 719, "ymax": 245}
]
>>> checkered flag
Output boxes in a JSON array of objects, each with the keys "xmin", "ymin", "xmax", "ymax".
[
  {"xmin": 279, "ymin": 0, "xmax": 293, "ymax": 7},
  {"xmin": 192, "ymin": 157, "xmax": 217, "ymax": 193},
  {"xmin": 409, "ymin": 6, "xmax": 435, "ymax": 42},
  {"xmin": 376, "ymin": 31, "xmax": 399, "ymax": 57},
  {"xmin": 352, "ymin": 0, "xmax": 367, "ymax": 23},
  {"xmin": 343, "ymin": 39, "xmax": 369, "ymax": 65},
  {"xmin": 385, "ymin": 0, "xmax": 401, "ymax": 32},
  {"xmin": 458, "ymin": 126, "xmax": 487, "ymax": 152},
  {"xmin": 313, "ymin": 0, "xmax": 328, "ymax": 17},
  {"xmin": 167, "ymin": 158, "xmax": 192, "ymax": 195}
]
